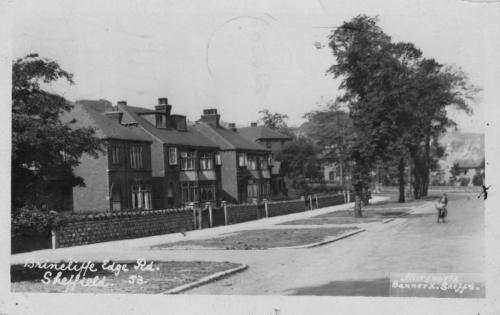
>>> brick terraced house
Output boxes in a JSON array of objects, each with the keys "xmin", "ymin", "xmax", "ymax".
[
  {"xmin": 194, "ymin": 109, "xmax": 273, "ymax": 204},
  {"xmin": 66, "ymin": 103, "xmax": 153, "ymax": 212},
  {"xmin": 117, "ymin": 98, "xmax": 222, "ymax": 208}
]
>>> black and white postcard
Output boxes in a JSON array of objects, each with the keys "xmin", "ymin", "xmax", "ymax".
[{"xmin": 2, "ymin": 0, "xmax": 500, "ymax": 314}]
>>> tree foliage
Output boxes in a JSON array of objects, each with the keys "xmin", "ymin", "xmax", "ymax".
[
  {"xmin": 275, "ymin": 137, "xmax": 321, "ymax": 194},
  {"xmin": 326, "ymin": 15, "xmax": 477, "ymax": 211},
  {"xmin": 258, "ymin": 109, "xmax": 294, "ymax": 137},
  {"xmin": 12, "ymin": 54, "xmax": 103, "ymax": 210}
]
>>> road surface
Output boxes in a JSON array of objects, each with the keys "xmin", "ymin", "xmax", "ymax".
[{"xmin": 186, "ymin": 193, "xmax": 484, "ymax": 296}]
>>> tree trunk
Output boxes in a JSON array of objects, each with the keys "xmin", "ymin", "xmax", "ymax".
[
  {"xmin": 339, "ymin": 161, "xmax": 344, "ymax": 187},
  {"xmin": 353, "ymin": 183, "xmax": 363, "ymax": 217},
  {"xmin": 422, "ymin": 132, "xmax": 431, "ymax": 197},
  {"xmin": 398, "ymin": 157, "xmax": 406, "ymax": 203}
]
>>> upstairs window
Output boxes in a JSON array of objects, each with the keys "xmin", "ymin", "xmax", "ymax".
[
  {"xmin": 200, "ymin": 153, "xmax": 213, "ymax": 170},
  {"xmin": 130, "ymin": 145, "xmax": 143, "ymax": 169},
  {"xmin": 259, "ymin": 156, "xmax": 268, "ymax": 169},
  {"xmin": 180, "ymin": 151, "xmax": 196, "ymax": 170},
  {"xmin": 168, "ymin": 147, "xmax": 178, "ymax": 165},
  {"xmin": 247, "ymin": 155, "xmax": 257, "ymax": 170},
  {"xmin": 110, "ymin": 145, "xmax": 121, "ymax": 165},
  {"xmin": 215, "ymin": 152, "xmax": 222, "ymax": 165},
  {"xmin": 238, "ymin": 153, "xmax": 247, "ymax": 167}
]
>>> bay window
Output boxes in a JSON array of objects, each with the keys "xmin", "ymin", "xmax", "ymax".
[
  {"xmin": 200, "ymin": 182, "xmax": 216, "ymax": 202},
  {"xmin": 131, "ymin": 185, "xmax": 152, "ymax": 209},
  {"xmin": 181, "ymin": 182, "xmax": 198, "ymax": 203},
  {"xmin": 247, "ymin": 180, "xmax": 258, "ymax": 197}
]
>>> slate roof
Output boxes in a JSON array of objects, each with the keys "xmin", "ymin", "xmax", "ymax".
[
  {"xmin": 118, "ymin": 104, "xmax": 219, "ymax": 148},
  {"xmin": 63, "ymin": 103, "xmax": 152, "ymax": 142},
  {"xmin": 194, "ymin": 123, "xmax": 270, "ymax": 151},
  {"xmin": 238, "ymin": 125, "xmax": 293, "ymax": 141}
]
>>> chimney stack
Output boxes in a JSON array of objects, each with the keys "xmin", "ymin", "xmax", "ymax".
[
  {"xmin": 155, "ymin": 97, "xmax": 172, "ymax": 117},
  {"xmin": 228, "ymin": 122, "xmax": 237, "ymax": 132},
  {"xmin": 105, "ymin": 102, "xmax": 124, "ymax": 124},
  {"xmin": 200, "ymin": 108, "xmax": 221, "ymax": 127}
]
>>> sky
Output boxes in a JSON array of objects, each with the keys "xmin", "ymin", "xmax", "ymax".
[{"xmin": 10, "ymin": 0, "xmax": 500, "ymax": 132}]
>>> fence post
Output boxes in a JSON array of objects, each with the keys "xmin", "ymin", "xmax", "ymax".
[
  {"xmin": 309, "ymin": 195, "xmax": 313, "ymax": 210},
  {"xmin": 191, "ymin": 207, "xmax": 197, "ymax": 229},
  {"xmin": 207, "ymin": 202, "xmax": 213, "ymax": 228},
  {"xmin": 51, "ymin": 230, "xmax": 57, "ymax": 249},
  {"xmin": 347, "ymin": 190, "xmax": 351, "ymax": 203},
  {"xmin": 314, "ymin": 194, "xmax": 319, "ymax": 209},
  {"xmin": 263, "ymin": 199, "xmax": 269, "ymax": 218},
  {"xmin": 222, "ymin": 201, "xmax": 228, "ymax": 225}
]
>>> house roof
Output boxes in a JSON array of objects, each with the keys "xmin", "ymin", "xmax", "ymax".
[
  {"xmin": 118, "ymin": 104, "xmax": 219, "ymax": 148},
  {"xmin": 63, "ymin": 103, "xmax": 152, "ymax": 142},
  {"xmin": 194, "ymin": 123, "xmax": 270, "ymax": 152},
  {"xmin": 238, "ymin": 125, "xmax": 293, "ymax": 141}
]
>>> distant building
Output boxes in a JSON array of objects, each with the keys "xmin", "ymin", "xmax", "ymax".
[
  {"xmin": 66, "ymin": 103, "xmax": 153, "ymax": 212},
  {"xmin": 194, "ymin": 110, "xmax": 276, "ymax": 203},
  {"xmin": 238, "ymin": 123, "xmax": 293, "ymax": 155},
  {"xmin": 432, "ymin": 131, "xmax": 485, "ymax": 185},
  {"xmin": 238, "ymin": 123, "xmax": 292, "ymax": 198}
]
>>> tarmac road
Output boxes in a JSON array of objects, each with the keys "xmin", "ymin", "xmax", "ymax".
[{"xmin": 186, "ymin": 193, "xmax": 484, "ymax": 296}]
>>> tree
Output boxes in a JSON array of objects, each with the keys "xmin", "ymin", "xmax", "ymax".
[
  {"xmin": 304, "ymin": 100, "xmax": 354, "ymax": 187},
  {"xmin": 327, "ymin": 15, "xmax": 478, "ymax": 210},
  {"xmin": 275, "ymin": 137, "xmax": 321, "ymax": 195},
  {"xmin": 327, "ymin": 15, "xmax": 420, "ymax": 214},
  {"xmin": 12, "ymin": 54, "xmax": 103, "ymax": 210},
  {"xmin": 258, "ymin": 109, "xmax": 294, "ymax": 136},
  {"xmin": 406, "ymin": 60, "xmax": 477, "ymax": 198}
]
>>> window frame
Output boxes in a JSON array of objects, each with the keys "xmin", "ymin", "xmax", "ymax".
[
  {"xmin": 247, "ymin": 155, "xmax": 257, "ymax": 170},
  {"xmin": 199, "ymin": 152, "xmax": 214, "ymax": 170},
  {"xmin": 180, "ymin": 151, "xmax": 196, "ymax": 170},
  {"xmin": 238, "ymin": 153, "xmax": 247, "ymax": 167},
  {"xmin": 168, "ymin": 147, "xmax": 178, "ymax": 165},
  {"xmin": 110, "ymin": 145, "xmax": 121, "ymax": 165},
  {"xmin": 215, "ymin": 152, "xmax": 222, "ymax": 166},
  {"xmin": 130, "ymin": 145, "xmax": 144, "ymax": 169}
]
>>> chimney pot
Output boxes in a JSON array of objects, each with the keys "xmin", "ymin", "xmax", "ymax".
[
  {"xmin": 117, "ymin": 101, "xmax": 127, "ymax": 106},
  {"xmin": 158, "ymin": 98, "xmax": 168, "ymax": 105},
  {"xmin": 228, "ymin": 122, "xmax": 237, "ymax": 131}
]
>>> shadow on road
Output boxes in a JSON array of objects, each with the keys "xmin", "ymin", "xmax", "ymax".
[{"xmin": 289, "ymin": 278, "xmax": 390, "ymax": 296}]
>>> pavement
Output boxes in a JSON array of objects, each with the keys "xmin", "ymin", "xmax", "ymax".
[
  {"xmin": 11, "ymin": 195, "xmax": 388, "ymax": 264},
  {"xmin": 11, "ymin": 193, "xmax": 484, "ymax": 297}
]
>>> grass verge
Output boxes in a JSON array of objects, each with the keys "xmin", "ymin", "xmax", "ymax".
[{"xmin": 153, "ymin": 227, "xmax": 357, "ymax": 250}]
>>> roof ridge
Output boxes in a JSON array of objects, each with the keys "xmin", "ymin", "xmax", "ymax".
[{"xmin": 197, "ymin": 123, "xmax": 236, "ymax": 149}]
